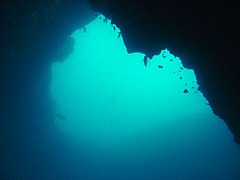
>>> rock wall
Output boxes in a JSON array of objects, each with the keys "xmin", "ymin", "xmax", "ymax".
[
  {"xmin": 88, "ymin": 0, "xmax": 240, "ymax": 144},
  {"xmin": 0, "ymin": 0, "xmax": 239, "ymax": 178}
]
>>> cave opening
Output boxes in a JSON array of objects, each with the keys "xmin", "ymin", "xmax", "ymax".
[
  {"xmin": 48, "ymin": 12, "xmax": 240, "ymax": 179},
  {"xmin": 50, "ymin": 14, "xmax": 231, "ymax": 147}
]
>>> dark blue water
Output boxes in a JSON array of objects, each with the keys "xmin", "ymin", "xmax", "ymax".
[{"xmin": 49, "ymin": 14, "xmax": 240, "ymax": 180}]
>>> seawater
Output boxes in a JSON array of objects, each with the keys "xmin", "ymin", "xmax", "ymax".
[{"xmin": 50, "ymin": 14, "xmax": 240, "ymax": 180}]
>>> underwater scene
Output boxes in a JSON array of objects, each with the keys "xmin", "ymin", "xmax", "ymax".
[{"xmin": 50, "ymin": 14, "xmax": 240, "ymax": 179}]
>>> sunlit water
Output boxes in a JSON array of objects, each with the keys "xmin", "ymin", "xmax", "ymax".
[{"xmin": 50, "ymin": 14, "xmax": 240, "ymax": 179}]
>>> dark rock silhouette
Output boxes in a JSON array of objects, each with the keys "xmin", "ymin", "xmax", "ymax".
[
  {"xmin": 0, "ymin": 0, "xmax": 240, "ymax": 178},
  {"xmin": 89, "ymin": 0, "xmax": 240, "ymax": 144}
]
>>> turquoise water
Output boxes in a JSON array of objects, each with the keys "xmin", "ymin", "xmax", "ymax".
[{"xmin": 50, "ymin": 15, "xmax": 240, "ymax": 179}]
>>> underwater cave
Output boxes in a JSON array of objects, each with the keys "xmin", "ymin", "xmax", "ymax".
[
  {"xmin": 49, "ymin": 13, "xmax": 240, "ymax": 179},
  {"xmin": 1, "ymin": 0, "xmax": 240, "ymax": 179}
]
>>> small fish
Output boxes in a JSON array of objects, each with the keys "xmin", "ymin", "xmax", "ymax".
[
  {"xmin": 143, "ymin": 55, "xmax": 149, "ymax": 67},
  {"xmin": 103, "ymin": 17, "xmax": 108, "ymax": 23},
  {"xmin": 118, "ymin": 32, "xmax": 122, "ymax": 38},
  {"xmin": 183, "ymin": 89, "xmax": 189, "ymax": 93},
  {"xmin": 56, "ymin": 113, "xmax": 66, "ymax": 120}
]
